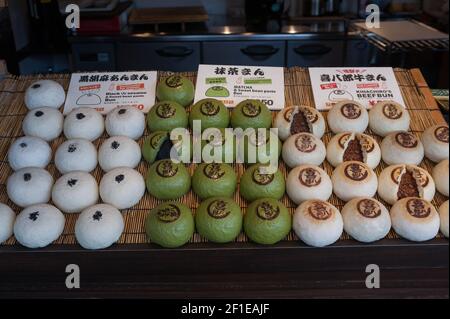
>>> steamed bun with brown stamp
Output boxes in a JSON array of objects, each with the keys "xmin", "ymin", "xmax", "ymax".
[
  {"xmin": 22, "ymin": 107, "xmax": 63, "ymax": 142},
  {"xmin": 342, "ymin": 198, "xmax": 391, "ymax": 243},
  {"xmin": 378, "ymin": 164, "xmax": 435, "ymax": 205},
  {"xmin": 381, "ymin": 132, "xmax": 424, "ymax": 166},
  {"xmin": 331, "ymin": 162, "xmax": 378, "ymax": 202},
  {"xmin": 75, "ymin": 204, "xmax": 124, "ymax": 250},
  {"xmin": 327, "ymin": 101, "xmax": 369, "ymax": 134},
  {"xmin": 433, "ymin": 160, "xmax": 449, "ymax": 197},
  {"xmin": 439, "ymin": 200, "xmax": 449, "ymax": 238},
  {"xmin": 98, "ymin": 136, "xmax": 141, "ymax": 172},
  {"xmin": 293, "ymin": 200, "xmax": 343, "ymax": 247},
  {"xmin": 326, "ymin": 132, "xmax": 381, "ymax": 169},
  {"xmin": 390, "ymin": 198, "xmax": 440, "ymax": 242},
  {"xmin": 0, "ymin": 203, "xmax": 15, "ymax": 244},
  {"xmin": 274, "ymin": 106, "xmax": 325, "ymax": 141},
  {"xmin": 282, "ymin": 133, "xmax": 326, "ymax": 168},
  {"xmin": 64, "ymin": 107, "xmax": 104, "ymax": 141},
  {"xmin": 369, "ymin": 101, "xmax": 410, "ymax": 137},
  {"xmin": 422, "ymin": 124, "xmax": 449, "ymax": 163},
  {"xmin": 13, "ymin": 204, "xmax": 65, "ymax": 249},
  {"xmin": 7, "ymin": 168, "xmax": 53, "ymax": 208},
  {"xmin": 25, "ymin": 80, "xmax": 66, "ymax": 110},
  {"xmin": 55, "ymin": 139, "xmax": 98, "ymax": 174},
  {"xmin": 286, "ymin": 165, "xmax": 332, "ymax": 205},
  {"xmin": 100, "ymin": 167, "xmax": 145, "ymax": 210},
  {"xmin": 105, "ymin": 106, "xmax": 146, "ymax": 140},
  {"xmin": 52, "ymin": 172, "xmax": 99, "ymax": 214},
  {"xmin": 8, "ymin": 136, "xmax": 52, "ymax": 171}
]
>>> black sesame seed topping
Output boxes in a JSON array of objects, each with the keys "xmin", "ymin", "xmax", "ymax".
[
  {"xmin": 76, "ymin": 113, "xmax": 86, "ymax": 120},
  {"xmin": 118, "ymin": 109, "xmax": 127, "ymax": 115},
  {"xmin": 115, "ymin": 174, "xmax": 125, "ymax": 183},
  {"xmin": 23, "ymin": 173, "xmax": 32, "ymax": 181},
  {"xmin": 19, "ymin": 143, "xmax": 27, "ymax": 148},
  {"xmin": 93, "ymin": 211, "xmax": 103, "ymax": 221},
  {"xmin": 35, "ymin": 111, "xmax": 44, "ymax": 117},
  {"xmin": 111, "ymin": 141, "xmax": 120, "ymax": 150},
  {"xmin": 67, "ymin": 179, "xmax": 78, "ymax": 187},
  {"xmin": 29, "ymin": 212, "xmax": 39, "ymax": 221},
  {"xmin": 32, "ymin": 84, "xmax": 41, "ymax": 89},
  {"xmin": 68, "ymin": 144, "xmax": 77, "ymax": 153}
]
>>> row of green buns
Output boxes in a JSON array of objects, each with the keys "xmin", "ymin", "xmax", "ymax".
[
  {"xmin": 147, "ymin": 98, "xmax": 272, "ymax": 132},
  {"xmin": 145, "ymin": 198, "xmax": 291, "ymax": 248},
  {"xmin": 143, "ymin": 161, "xmax": 285, "ymax": 202}
]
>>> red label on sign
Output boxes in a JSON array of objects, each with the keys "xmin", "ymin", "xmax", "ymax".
[
  {"xmin": 320, "ymin": 83, "xmax": 338, "ymax": 90},
  {"xmin": 79, "ymin": 84, "xmax": 101, "ymax": 91},
  {"xmin": 117, "ymin": 83, "xmax": 145, "ymax": 91}
]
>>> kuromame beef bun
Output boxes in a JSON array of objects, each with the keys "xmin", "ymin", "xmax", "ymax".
[
  {"xmin": 326, "ymin": 132, "xmax": 381, "ymax": 169},
  {"xmin": 439, "ymin": 200, "xmax": 449, "ymax": 238},
  {"xmin": 390, "ymin": 198, "xmax": 440, "ymax": 242},
  {"xmin": 369, "ymin": 101, "xmax": 410, "ymax": 137},
  {"xmin": 274, "ymin": 106, "xmax": 325, "ymax": 141},
  {"xmin": 55, "ymin": 139, "xmax": 98, "ymax": 174},
  {"xmin": 8, "ymin": 136, "xmax": 52, "ymax": 171},
  {"xmin": 293, "ymin": 200, "xmax": 343, "ymax": 247},
  {"xmin": 22, "ymin": 107, "xmax": 63, "ymax": 142},
  {"xmin": 331, "ymin": 161, "xmax": 378, "ymax": 202},
  {"xmin": 378, "ymin": 164, "xmax": 435, "ymax": 205},
  {"xmin": 13, "ymin": 204, "xmax": 65, "ymax": 249},
  {"xmin": 282, "ymin": 133, "xmax": 326, "ymax": 168},
  {"xmin": 342, "ymin": 197, "xmax": 391, "ymax": 243},
  {"xmin": 64, "ymin": 107, "xmax": 105, "ymax": 142},
  {"xmin": 105, "ymin": 106, "xmax": 146, "ymax": 140},
  {"xmin": 381, "ymin": 131, "xmax": 424, "ymax": 166},
  {"xmin": 422, "ymin": 124, "xmax": 449, "ymax": 163},
  {"xmin": 327, "ymin": 101, "xmax": 369, "ymax": 134},
  {"xmin": 286, "ymin": 165, "xmax": 332, "ymax": 205},
  {"xmin": 25, "ymin": 80, "xmax": 66, "ymax": 110},
  {"xmin": 7, "ymin": 168, "xmax": 54, "ymax": 208},
  {"xmin": 433, "ymin": 160, "xmax": 449, "ymax": 197}
]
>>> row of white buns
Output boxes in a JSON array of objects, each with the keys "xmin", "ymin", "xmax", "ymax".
[
  {"xmin": 291, "ymin": 198, "xmax": 448, "ymax": 247},
  {"xmin": 0, "ymin": 202, "xmax": 125, "ymax": 250}
]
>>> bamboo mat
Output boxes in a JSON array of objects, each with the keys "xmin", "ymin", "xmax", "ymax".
[{"xmin": 0, "ymin": 68, "xmax": 447, "ymax": 247}]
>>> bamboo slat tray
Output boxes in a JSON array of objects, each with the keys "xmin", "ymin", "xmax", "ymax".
[{"xmin": 0, "ymin": 68, "xmax": 448, "ymax": 248}]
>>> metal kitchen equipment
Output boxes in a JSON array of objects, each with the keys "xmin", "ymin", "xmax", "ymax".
[{"xmin": 352, "ymin": 19, "xmax": 449, "ymax": 53}]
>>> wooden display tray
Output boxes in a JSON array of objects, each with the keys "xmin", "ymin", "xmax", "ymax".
[{"xmin": 0, "ymin": 68, "xmax": 448, "ymax": 298}]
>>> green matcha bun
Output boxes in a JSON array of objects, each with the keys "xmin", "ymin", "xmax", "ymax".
[
  {"xmin": 147, "ymin": 101, "xmax": 188, "ymax": 132},
  {"xmin": 195, "ymin": 197, "xmax": 242, "ymax": 243},
  {"xmin": 142, "ymin": 131, "xmax": 191, "ymax": 164},
  {"xmin": 189, "ymin": 98, "xmax": 230, "ymax": 131},
  {"xmin": 244, "ymin": 198, "xmax": 291, "ymax": 245},
  {"xmin": 192, "ymin": 163, "xmax": 237, "ymax": 199},
  {"xmin": 240, "ymin": 164, "xmax": 285, "ymax": 202},
  {"xmin": 156, "ymin": 75, "xmax": 195, "ymax": 108},
  {"xmin": 201, "ymin": 128, "xmax": 237, "ymax": 163},
  {"xmin": 240, "ymin": 129, "xmax": 282, "ymax": 164},
  {"xmin": 231, "ymin": 99, "xmax": 272, "ymax": 130},
  {"xmin": 146, "ymin": 160, "xmax": 191, "ymax": 200},
  {"xmin": 145, "ymin": 202, "xmax": 194, "ymax": 248}
]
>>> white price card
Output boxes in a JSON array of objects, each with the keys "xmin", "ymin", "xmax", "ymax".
[
  {"xmin": 309, "ymin": 67, "xmax": 405, "ymax": 110},
  {"xmin": 64, "ymin": 71, "xmax": 157, "ymax": 115},
  {"xmin": 194, "ymin": 64, "xmax": 285, "ymax": 110}
]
